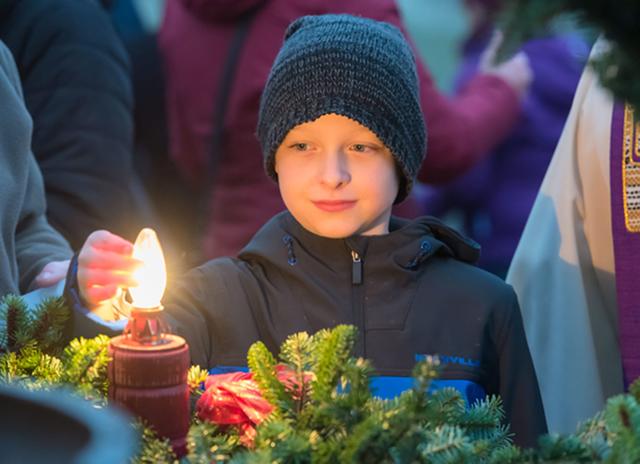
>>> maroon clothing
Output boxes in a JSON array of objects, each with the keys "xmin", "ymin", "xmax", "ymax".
[{"xmin": 160, "ymin": 0, "xmax": 519, "ymax": 258}]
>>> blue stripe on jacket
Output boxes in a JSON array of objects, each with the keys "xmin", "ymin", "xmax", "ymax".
[{"xmin": 208, "ymin": 366, "xmax": 485, "ymax": 406}]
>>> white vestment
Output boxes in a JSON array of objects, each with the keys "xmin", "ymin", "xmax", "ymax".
[{"xmin": 507, "ymin": 40, "xmax": 624, "ymax": 434}]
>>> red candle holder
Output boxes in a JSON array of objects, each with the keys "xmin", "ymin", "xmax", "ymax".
[{"xmin": 108, "ymin": 307, "xmax": 190, "ymax": 457}]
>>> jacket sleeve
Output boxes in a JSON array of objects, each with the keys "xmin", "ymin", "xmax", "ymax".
[
  {"xmin": 11, "ymin": 0, "xmax": 137, "ymax": 249},
  {"xmin": 16, "ymin": 155, "xmax": 73, "ymax": 293},
  {"xmin": 347, "ymin": 0, "xmax": 521, "ymax": 184},
  {"xmin": 493, "ymin": 287, "xmax": 547, "ymax": 448},
  {"xmin": 0, "ymin": 43, "xmax": 72, "ymax": 293},
  {"xmin": 162, "ymin": 258, "xmax": 264, "ymax": 369},
  {"xmin": 416, "ymin": 71, "xmax": 520, "ymax": 184},
  {"xmin": 162, "ymin": 266, "xmax": 216, "ymax": 369}
]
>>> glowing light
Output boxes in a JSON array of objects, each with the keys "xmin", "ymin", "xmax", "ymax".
[{"xmin": 129, "ymin": 228, "xmax": 166, "ymax": 309}]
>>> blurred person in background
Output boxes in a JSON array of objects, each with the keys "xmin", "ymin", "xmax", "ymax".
[
  {"xmin": 423, "ymin": 0, "xmax": 588, "ymax": 278},
  {"xmin": 0, "ymin": 40, "xmax": 72, "ymax": 296},
  {"xmin": 159, "ymin": 0, "xmax": 532, "ymax": 262},
  {"xmin": 0, "ymin": 0, "xmax": 149, "ymax": 250},
  {"xmin": 104, "ymin": 0, "xmax": 191, "ymax": 272}
]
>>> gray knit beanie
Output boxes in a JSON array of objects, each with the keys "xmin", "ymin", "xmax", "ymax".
[{"xmin": 257, "ymin": 14, "xmax": 426, "ymax": 203}]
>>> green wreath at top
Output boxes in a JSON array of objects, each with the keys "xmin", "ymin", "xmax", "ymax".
[{"xmin": 497, "ymin": 0, "xmax": 640, "ymax": 110}]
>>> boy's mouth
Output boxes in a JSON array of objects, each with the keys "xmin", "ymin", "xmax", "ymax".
[{"xmin": 312, "ymin": 200, "xmax": 357, "ymax": 212}]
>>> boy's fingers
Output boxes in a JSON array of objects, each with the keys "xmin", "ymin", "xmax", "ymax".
[
  {"xmin": 79, "ymin": 249, "xmax": 142, "ymax": 271},
  {"xmin": 87, "ymin": 230, "xmax": 133, "ymax": 254},
  {"xmin": 81, "ymin": 268, "xmax": 138, "ymax": 289},
  {"xmin": 85, "ymin": 284, "xmax": 119, "ymax": 305}
]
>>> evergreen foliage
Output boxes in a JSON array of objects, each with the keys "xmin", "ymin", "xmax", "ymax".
[
  {"xmin": 3, "ymin": 297, "xmax": 640, "ymax": 462},
  {"xmin": 0, "ymin": 294, "xmax": 68, "ymax": 355},
  {"xmin": 497, "ymin": 0, "xmax": 640, "ymax": 109},
  {"xmin": 131, "ymin": 422, "xmax": 177, "ymax": 464},
  {"xmin": 0, "ymin": 295, "xmax": 109, "ymax": 400}
]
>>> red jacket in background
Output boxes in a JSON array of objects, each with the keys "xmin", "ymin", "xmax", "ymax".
[{"xmin": 159, "ymin": 0, "xmax": 519, "ymax": 259}]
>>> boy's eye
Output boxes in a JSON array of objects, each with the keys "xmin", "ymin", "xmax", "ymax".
[
  {"xmin": 291, "ymin": 143, "xmax": 309, "ymax": 151},
  {"xmin": 350, "ymin": 143, "xmax": 373, "ymax": 153}
]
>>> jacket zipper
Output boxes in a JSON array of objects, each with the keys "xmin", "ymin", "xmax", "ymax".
[
  {"xmin": 350, "ymin": 249, "xmax": 365, "ymax": 356},
  {"xmin": 351, "ymin": 250, "xmax": 362, "ymax": 285}
]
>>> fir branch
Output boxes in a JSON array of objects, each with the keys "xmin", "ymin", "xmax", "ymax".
[
  {"xmin": 537, "ymin": 434, "xmax": 593, "ymax": 461},
  {"xmin": 31, "ymin": 353, "xmax": 64, "ymax": 384},
  {"xmin": 247, "ymin": 340, "xmax": 291, "ymax": 415},
  {"xmin": 228, "ymin": 449, "xmax": 274, "ymax": 464},
  {"xmin": 251, "ymin": 416, "xmax": 315, "ymax": 463},
  {"xmin": 418, "ymin": 425, "xmax": 474, "ymax": 463},
  {"xmin": 28, "ymin": 297, "xmax": 70, "ymax": 355},
  {"xmin": 0, "ymin": 342, "xmax": 65, "ymax": 391},
  {"xmin": 338, "ymin": 412, "xmax": 393, "ymax": 463},
  {"xmin": 604, "ymin": 395, "xmax": 640, "ymax": 463},
  {"xmin": 13, "ymin": 342, "xmax": 44, "ymax": 375},
  {"xmin": 488, "ymin": 444, "xmax": 528, "ymax": 464},
  {"xmin": 279, "ymin": 331, "xmax": 314, "ymax": 414},
  {"xmin": 412, "ymin": 355, "xmax": 441, "ymax": 394},
  {"xmin": 0, "ymin": 351, "xmax": 22, "ymax": 381},
  {"xmin": 61, "ymin": 335, "xmax": 111, "ymax": 399},
  {"xmin": 629, "ymin": 378, "xmax": 640, "ymax": 403},
  {"xmin": 131, "ymin": 422, "xmax": 177, "ymax": 464},
  {"xmin": 187, "ymin": 421, "xmax": 243, "ymax": 463},
  {"xmin": 428, "ymin": 387, "xmax": 466, "ymax": 425},
  {"xmin": 310, "ymin": 325, "xmax": 357, "ymax": 403},
  {"xmin": 460, "ymin": 396, "xmax": 508, "ymax": 442},
  {"xmin": 0, "ymin": 294, "xmax": 32, "ymax": 351},
  {"xmin": 390, "ymin": 356, "xmax": 442, "ymax": 428},
  {"xmin": 306, "ymin": 357, "xmax": 373, "ymax": 434},
  {"xmin": 574, "ymin": 412, "xmax": 610, "ymax": 460}
]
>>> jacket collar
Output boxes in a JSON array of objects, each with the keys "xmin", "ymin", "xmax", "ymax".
[{"xmin": 239, "ymin": 211, "xmax": 480, "ymax": 271}]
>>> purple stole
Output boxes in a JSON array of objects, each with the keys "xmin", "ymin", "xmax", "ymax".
[{"xmin": 611, "ymin": 102, "xmax": 640, "ymax": 389}]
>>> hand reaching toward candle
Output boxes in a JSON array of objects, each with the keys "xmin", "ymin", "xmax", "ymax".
[
  {"xmin": 35, "ymin": 259, "xmax": 71, "ymax": 288},
  {"xmin": 77, "ymin": 230, "xmax": 141, "ymax": 309}
]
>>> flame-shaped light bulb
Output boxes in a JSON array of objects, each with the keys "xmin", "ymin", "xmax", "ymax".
[{"xmin": 129, "ymin": 228, "xmax": 166, "ymax": 309}]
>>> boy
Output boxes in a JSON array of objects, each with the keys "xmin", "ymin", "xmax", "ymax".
[{"xmin": 68, "ymin": 14, "xmax": 546, "ymax": 446}]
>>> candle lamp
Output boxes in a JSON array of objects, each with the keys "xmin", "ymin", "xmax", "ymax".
[{"xmin": 107, "ymin": 228, "xmax": 190, "ymax": 457}]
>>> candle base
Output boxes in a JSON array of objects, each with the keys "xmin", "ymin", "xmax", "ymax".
[{"xmin": 108, "ymin": 334, "xmax": 190, "ymax": 457}]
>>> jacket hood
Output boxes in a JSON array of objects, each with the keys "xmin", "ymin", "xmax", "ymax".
[
  {"xmin": 178, "ymin": 0, "xmax": 267, "ymax": 23},
  {"xmin": 239, "ymin": 212, "xmax": 480, "ymax": 273}
]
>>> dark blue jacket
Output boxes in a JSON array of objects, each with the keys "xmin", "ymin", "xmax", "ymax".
[{"xmin": 161, "ymin": 212, "xmax": 547, "ymax": 447}]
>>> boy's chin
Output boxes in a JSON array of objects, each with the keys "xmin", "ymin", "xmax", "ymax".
[{"xmin": 303, "ymin": 220, "xmax": 376, "ymax": 239}]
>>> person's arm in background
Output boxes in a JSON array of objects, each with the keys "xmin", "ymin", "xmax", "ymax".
[
  {"xmin": 416, "ymin": 31, "xmax": 531, "ymax": 184},
  {"xmin": 16, "ymin": 155, "xmax": 74, "ymax": 293},
  {"xmin": 1, "ymin": 0, "xmax": 139, "ymax": 250},
  {"xmin": 0, "ymin": 41, "xmax": 72, "ymax": 294},
  {"xmin": 348, "ymin": 1, "xmax": 531, "ymax": 184}
]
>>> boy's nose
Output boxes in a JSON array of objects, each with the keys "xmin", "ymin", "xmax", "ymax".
[{"xmin": 318, "ymin": 151, "xmax": 351, "ymax": 188}]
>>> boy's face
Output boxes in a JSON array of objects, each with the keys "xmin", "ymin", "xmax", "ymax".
[{"xmin": 275, "ymin": 114, "xmax": 399, "ymax": 238}]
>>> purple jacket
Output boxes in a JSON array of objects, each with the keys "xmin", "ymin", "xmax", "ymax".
[{"xmin": 426, "ymin": 31, "xmax": 587, "ymax": 274}]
